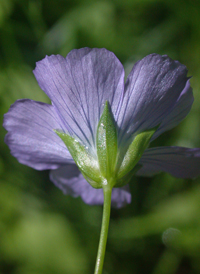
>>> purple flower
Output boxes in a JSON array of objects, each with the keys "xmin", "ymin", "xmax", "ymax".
[{"xmin": 3, "ymin": 48, "xmax": 200, "ymax": 208}]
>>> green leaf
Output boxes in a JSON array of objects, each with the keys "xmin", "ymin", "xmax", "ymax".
[
  {"xmin": 117, "ymin": 128, "xmax": 156, "ymax": 180},
  {"xmin": 96, "ymin": 101, "xmax": 118, "ymax": 181},
  {"xmin": 54, "ymin": 131, "xmax": 102, "ymax": 188}
]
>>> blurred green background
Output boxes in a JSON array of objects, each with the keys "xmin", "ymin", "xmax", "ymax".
[{"xmin": 1, "ymin": 0, "xmax": 200, "ymax": 273}]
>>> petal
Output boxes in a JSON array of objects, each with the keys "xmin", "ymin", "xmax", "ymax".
[
  {"xmin": 111, "ymin": 185, "xmax": 132, "ymax": 208},
  {"xmin": 3, "ymin": 99, "xmax": 73, "ymax": 170},
  {"xmin": 152, "ymin": 79, "xmax": 193, "ymax": 140},
  {"xmin": 50, "ymin": 165, "xmax": 132, "ymax": 208},
  {"xmin": 137, "ymin": 146, "xmax": 200, "ymax": 178},
  {"xmin": 33, "ymin": 48, "xmax": 124, "ymax": 150},
  {"xmin": 117, "ymin": 54, "xmax": 189, "ymax": 144}
]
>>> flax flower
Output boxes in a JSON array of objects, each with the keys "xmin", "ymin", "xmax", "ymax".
[{"xmin": 4, "ymin": 48, "xmax": 200, "ymax": 208}]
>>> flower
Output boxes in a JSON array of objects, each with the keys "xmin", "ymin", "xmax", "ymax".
[{"xmin": 3, "ymin": 48, "xmax": 200, "ymax": 208}]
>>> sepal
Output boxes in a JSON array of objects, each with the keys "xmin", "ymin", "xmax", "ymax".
[
  {"xmin": 54, "ymin": 130, "xmax": 102, "ymax": 188},
  {"xmin": 116, "ymin": 128, "xmax": 156, "ymax": 180},
  {"xmin": 115, "ymin": 164, "xmax": 142, "ymax": 187},
  {"xmin": 96, "ymin": 101, "xmax": 118, "ymax": 182},
  {"xmin": 55, "ymin": 109, "xmax": 157, "ymax": 190}
]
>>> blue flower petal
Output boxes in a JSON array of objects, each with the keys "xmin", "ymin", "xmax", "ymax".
[
  {"xmin": 117, "ymin": 54, "xmax": 189, "ymax": 145},
  {"xmin": 33, "ymin": 48, "xmax": 124, "ymax": 150},
  {"xmin": 137, "ymin": 146, "xmax": 200, "ymax": 178},
  {"xmin": 152, "ymin": 79, "xmax": 193, "ymax": 140},
  {"xmin": 50, "ymin": 164, "xmax": 131, "ymax": 208},
  {"xmin": 3, "ymin": 99, "xmax": 73, "ymax": 170}
]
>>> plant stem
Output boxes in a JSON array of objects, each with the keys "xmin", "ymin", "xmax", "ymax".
[{"xmin": 94, "ymin": 185, "xmax": 112, "ymax": 274}]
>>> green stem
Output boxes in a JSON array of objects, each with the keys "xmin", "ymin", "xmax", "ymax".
[{"xmin": 94, "ymin": 185, "xmax": 112, "ymax": 274}]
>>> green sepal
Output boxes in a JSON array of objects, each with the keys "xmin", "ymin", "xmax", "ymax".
[
  {"xmin": 115, "ymin": 164, "xmax": 142, "ymax": 187},
  {"xmin": 96, "ymin": 101, "xmax": 118, "ymax": 181},
  {"xmin": 117, "ymin": 128, "xmax": 156, "ymax": 180},
  {"xmin": 54, "ymin": 130, "xmax": 102, "ymax": 188}
]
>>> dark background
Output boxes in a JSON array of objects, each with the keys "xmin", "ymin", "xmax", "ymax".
[{"xmin": 1, "ymin": 0, "xmax": 200, "ymax": 273}]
